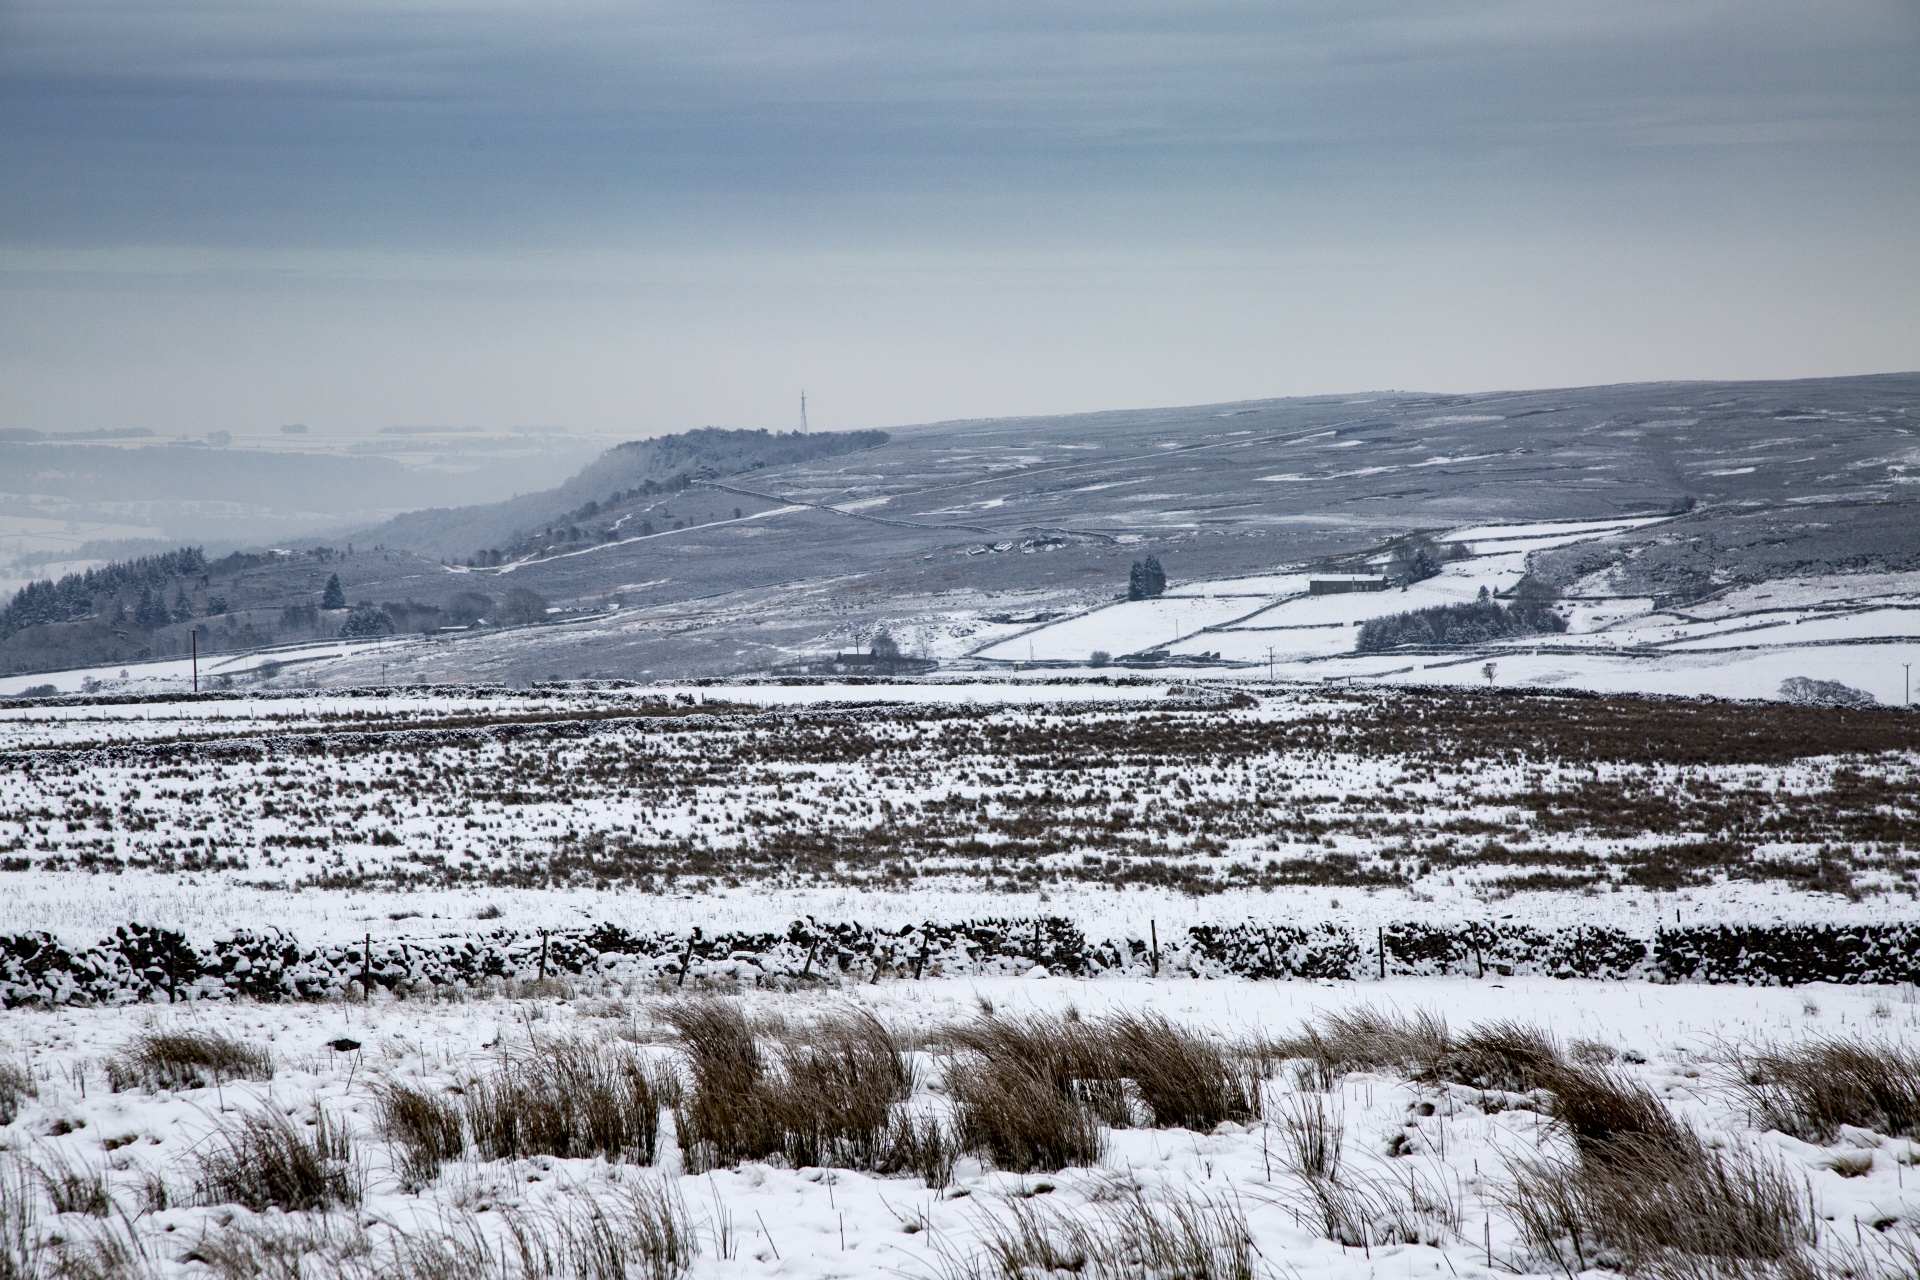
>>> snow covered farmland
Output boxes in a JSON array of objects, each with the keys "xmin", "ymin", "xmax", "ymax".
[{"xmin": 1, "ymin": 681, "xmax": 1916, "ymax": 946}]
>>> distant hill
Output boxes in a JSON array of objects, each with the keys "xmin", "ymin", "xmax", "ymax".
[{"xmin": 359, "ymin": 428, "xmax": 889, "ymax": 561}]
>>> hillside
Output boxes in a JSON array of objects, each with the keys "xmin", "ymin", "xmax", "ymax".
[
  {"xmin": 359, "ymin": 427, "xmax": 890, "ymax": 561},
  {"xmin": 3, "ymin": 374, "xmax": 1917, "ymax": 687}
]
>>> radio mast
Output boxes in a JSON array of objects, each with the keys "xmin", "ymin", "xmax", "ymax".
[{"xmin": 800, "ymin": 391, "xmax": 809, "ymax": 435}]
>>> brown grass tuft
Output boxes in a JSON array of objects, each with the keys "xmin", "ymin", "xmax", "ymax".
[
  {"xmin": 192, "ymin": 1105, "xmax": 359, "ymax": 1212},
  {"xmin": 1733, "ymin": 1035, "xmax": 1920, "ymax": 1143},
  {"xmin": 106, "ymin": 1029, "xmax": 273, "ymax": 1092},
  {"xmin": 375, "ymin": 1079, "xmax": 467, "ymax": 1189},
  {"xmin": 463, "ymin": 1037, "xmax": 668, "ymax": 1165},
  {"xmin": 947, "ymin": 1054, "xmax": 1107, "ymax": 1173}
]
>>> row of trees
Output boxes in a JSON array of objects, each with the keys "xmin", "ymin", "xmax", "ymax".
[
  {"xmin": 1355, "ymin": 583, "xmax": 1566, "ymax": 652},
  {"xmin": 0, "ymin": 547, "xmax": 208, "ymax": 637}
]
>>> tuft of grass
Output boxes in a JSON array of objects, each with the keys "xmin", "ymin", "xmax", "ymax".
[
  {"xmin": 942, "ymin": 1185, "xmax": 1253, "ymax": 1280},
  {"xmin": 1278, "ymin": 1092, "xmax": 1342, "ymax": 1181},
  {"xmin": 192, "ymin": 1105, "xmax": 360, "ymax": 1212},
  {"xmin": 764, "ymin": 1008, "xmax": 912, "ymax": 1170},
  {"xmin": 947, "ymin": 1054, "xmax": 1106, "ymax": 1173},
  {"xmin": 667, "ymin": 1001, "xmax": 922, "ymax": 1177},
  {"xmin": 36, "ymin": 1153, "xmax": 111, "ymax": 1217},
  {"xmin": 662, "ymin": 999, "xmax": 775, "ymax": 1170},
  {"xmin": 0, "ymin": 1062, "xmax": 33, "ymax": 1127},
  {"xmin": 0, "ymin": 1156, "xmax": 43, "ymax": 1280},
  {"xmin": 878, "ymin": 1112, "xmax": 957, "ymax": 1190},
  {"xmin": 105, "ymin": 1030, "xmax": 272, "ymax": 1093},
  {"xmin": 1733, "ymin": 1036, "xmax": 1920, "ymax": 1143},
  {"xmin": 463, "ymin": 1037, "xmax": 668, "ymax": 1165},
  {"xmin": 374, "ymin": 1079, "xmax": 467, "ymax": 1190},
  {"xmin": 1276, "ymin": 1092, "xmax": 1457, "ymax": 1248},
  {"xmin": 1540, "ymin": 1065, "xmax": 1694, "ymax": 1164},
  {"xmin": 1504, "ymin": 1136, "xmax": 1816, "ymax": 1280},
  {"xmin": 1104, "ymin": 1012, "xmax": 1261, "ymax": 1130},
  {"xmin": 946, "ymin": 1012, "xmax": 1129, "ymax": 1127},
  {"xmin": 1277, "ymin": 1008, "xmax": 1451, "ymax": 1088},
  {"xmin": 1432, "ymin": 1021, "xmax": 1562, "ymax": 1093}
]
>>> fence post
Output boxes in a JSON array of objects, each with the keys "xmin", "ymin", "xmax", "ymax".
[{"xmin": 1150, "ymin": 920, "xmax": 1160, "ymax": 976}]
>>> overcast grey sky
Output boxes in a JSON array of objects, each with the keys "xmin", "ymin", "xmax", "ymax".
[{"xmin": 1, "ymin": 0, "xmax": 1915, "ymax": 436}]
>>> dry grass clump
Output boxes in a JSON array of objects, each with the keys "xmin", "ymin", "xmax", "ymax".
[
  {"xmin": 192, "ymin": 1105, "xmax": 360, "ymax": 1212},
  {"xmin": 1104, "ymin": 1013, "xmax": 1261, "ymax": 1130},
  {"xmin": 941, "ymin": 1185, "xmax": 1254, "ymax": 1280},
  {"xmin": 1506, "ymin": 1063, "xmax": 1818, "ymax": 1280},
  {"xmin": 35, "ymin": 1153, "xmax": 111, "ymax": 1218},
  {"xmin": 0, "ymin": 1156, "xmax": 41, "ymax": 1280},
  {"xmin": 1432, "ymin": 1021, "xmax": 1563, "ymax": 1093},
  {"xmin": 665, "ymin": 1000, "xmax": 923, "ymax": 1176},
  {"xmin": 375, "ymin": 1079, "xmax": 468, "ymax": 1189},
  {"xmin": 947, "ymin": 1012, "xmax": 1130, "ymax": 1126},
  {"xmin": 948, "ymin": 1053, "xmax": 1108, "ymax": 1174},
  {"xmin": 106, "ymin": 1029, "xmax": 273, "ymax": 1092},
  {"xmin": 1279, "ymin": 1008, "xmax": 1451, "ymax": 1088},
  {"xmin": 464, "ymin": 1038, "xmax": 669, "ymax": 1165},
  {"xmin": 1733, "ymin": 1035, "xmax": 1920, "ymax": 1143},
  {"xmin": 0, "ymin": 1061, "xmax": 33, "ymax": 1127},
  {"xmin": 1541, "ymin": 1065, "xmax": 1693, "ymax": 1163},
  {"xmin": 1505, "ymin": 1137, "xmax": 1816, "ymax": 1280},
  {"xmin": 188, "ymin": 1177, "xmax": 694, "ymax": 1280}
]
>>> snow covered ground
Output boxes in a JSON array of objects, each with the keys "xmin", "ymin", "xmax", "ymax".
[{"xmin": 1, "ymin": 976, "xmax": 1916, "ymax": 1280}]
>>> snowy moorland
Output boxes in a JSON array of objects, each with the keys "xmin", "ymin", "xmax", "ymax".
[
  {"xmin": 0, "ymin": 682, "xmax": 1916, "ymax": 949},
  {"xmin": 1, "ymin": 977, "xmax": 1918, "ymax": 1279}
]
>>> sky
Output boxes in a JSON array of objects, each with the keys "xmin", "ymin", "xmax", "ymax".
[{"xmin": 1, "ymin": 0, "xmax": 1916, "ymax": 437}]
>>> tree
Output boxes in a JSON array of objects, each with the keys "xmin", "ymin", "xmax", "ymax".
[
  {"xmin": 133, "ymin": 589, "xmax": 169, "ymax": 630},
  {"xmin": 445, "ymin": 591, "xmax": 495, "ymax": 627},
  {"xmin": 340, "ymin": 606, "xmax": 395, "ymax": 638},
  {"xmin": 499, "ymin": 587, "xmax": 549, "ymax": 625},
  {"xmin": 171, "ymin": 588, "xmax": 194, "ymax": 623},
  {"xmin": 1128, "ymin": 556, "xmax": 1167, "ymax": 600},
  {"xmin": 870, "ymin": 630, "xmax": 901, "ymax": 663},
  {"xmin": 321, "ymin": 573, "xmax": 346, "ymax": 609}
]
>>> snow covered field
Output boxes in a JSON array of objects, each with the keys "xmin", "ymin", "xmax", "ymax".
[{"xmin": 2, "ymin": 975, "xmax": 1917, "ymax": 1279}]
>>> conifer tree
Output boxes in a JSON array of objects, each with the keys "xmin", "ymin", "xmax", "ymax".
[{"xmin": 321, "ymin": 573, "xmax": 346, "ymax": 609}]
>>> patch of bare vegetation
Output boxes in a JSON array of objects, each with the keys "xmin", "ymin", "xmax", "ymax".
[
  {"xmin": 1732, "ymin": 1035, "xmax": 1920, "ymax": 1142},
  {"xmin": 374, "ymin": 1079, "xmax": 467, "ymax": 1189},
  {"xmin": 105, "ymin": 1028, "xmax": 273, "ymax": 1092},
  {"xmin": 463, "ymin": 1037, "xmax": 671, "ymax": 1165},
  {"xmin": 938, "ymin": 1184, "xmax": 1254, "ymax": 1280},
  {"xmin": 191, "ymin": 1105, "xmax": 360, "ymax": 1212}
]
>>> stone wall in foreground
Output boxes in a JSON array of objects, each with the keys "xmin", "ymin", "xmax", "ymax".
[{"xmin": 2, "ymin": 917, "xmax": 1915, "ymax": 1007}]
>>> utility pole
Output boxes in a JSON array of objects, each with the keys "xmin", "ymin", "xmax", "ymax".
[
  {"xmin": 800, "ymin": 391, "xmax": 809, "ymax": 435},
  {"xmin": 1905, "ymin": 662, "xmax": 1912, "ymax": 706},
  {"xmin": 191, "ymin": 630, "xmax": 198, "ymax": 693},
  {"xmin": 1268, "ymin": 646, "xmax": 1275, "ymax": 682}
]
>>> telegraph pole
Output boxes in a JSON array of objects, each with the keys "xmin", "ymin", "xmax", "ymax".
[
  {"xmin": 800, "ymin": 391, "xmax": 809, "ymax": 435},
  {"xmin": 191, "ymin": 630, "xmax": 198, "ymax": 693}
]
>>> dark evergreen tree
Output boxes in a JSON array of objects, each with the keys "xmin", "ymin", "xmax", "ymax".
[
  {"xmin": 1128, "ymin": 561, "xmax": 1148, "ymax": 600},
  {"xmin": 321, "ymin": 573, "xmax": 346, "ymax": 609},
  {"xmin": 171, "ymin": 587, "xmax": 194, "ymax": 623},
  {"xmin": 133, "ymin": 589, "xmax": 169, "ymax": 630},
  {"xmin": 1143, "ymin": 556, "xmax": 1166, "ymax": 597},
  {"xmin": 340, "ymin": 605, "xmax": 395, "ymax": 638}
]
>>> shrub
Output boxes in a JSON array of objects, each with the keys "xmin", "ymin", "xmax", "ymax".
[
  {"xmin": 192, "ymin": 1106, "xmax": 359, "ymax": 1212},
  {"xmin": 375, "ymin": 1079, "xmax": 467, "ymax": 1189},
  {"xmin": 106, "ymin": 1029, "xmax": 273, "ymax": 1092},
  {"xmin": 464, "ymin": 1038, "xmax": 667, "ymax": 1164},
  {"xmin": 1732, "ymin": 1036, "xmax": 1920, "ymax": 1142}
]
